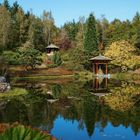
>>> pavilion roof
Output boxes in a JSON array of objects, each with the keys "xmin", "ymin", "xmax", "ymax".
[
  {"xmin": 46, "ymin": 44, "xmax": 59, "ymax": 49},
  {"xmin": 90, "ymin": 54, "xmax": 112, "ymax": 61}
]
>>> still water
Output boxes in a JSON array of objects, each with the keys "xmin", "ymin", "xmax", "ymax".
[{"xmin": 0, "ymin": 78, "xmax": 140, "ymax": 140}]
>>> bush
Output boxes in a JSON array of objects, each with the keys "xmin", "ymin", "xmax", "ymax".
[
  {"xmin": 52, "ymin": 52, "xmax": 62, "ymax": 67},
  {"xmin": 2, "ymin": 51, "xmax": 21, "ymax": 65},
  {"xmin": 0, "ymin": 124, "xmax": 52, "ymax": 140},
  {"xmin": 61, "ymin": 47, "xmax": 95, "ymax": 71},
  {"xmin": 18, "ymin": 42, "xmax": 43, "ymax": 70}
]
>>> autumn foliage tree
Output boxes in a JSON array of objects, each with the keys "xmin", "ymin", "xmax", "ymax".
[
  {"xmin": 105, "ymin": 40, "xmax": 138, "ymax": 70},
  {"xmin": 56, "ymin": 29, "xmax": 71, "ymax": 50}
]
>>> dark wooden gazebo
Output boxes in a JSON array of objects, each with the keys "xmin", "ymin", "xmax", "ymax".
[
  {"xmin": 90, "ymin": 54, "xmax": 112, "ymax": 76},
  {"xmin": 46, "ymin": 44, "xmax": 59, "ymax": 55}
]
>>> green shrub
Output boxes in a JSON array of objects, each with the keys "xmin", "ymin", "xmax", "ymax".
[
  {"xmin": 18, "ymin": 43, "xmax": 43, "ymax": 70},
  {"xmin": 0, "ymin": 124, "xmax": 52, "ymax": 140},
  {"xmin": 52, "ymin": 52, "xmax": 62, "ymax": 67},
  {"xmin": 2, "ymin": 51, "xmax": 21, "ymax": 65}
]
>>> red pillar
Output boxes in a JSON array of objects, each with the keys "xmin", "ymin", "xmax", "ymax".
[
  {"xmin": 95, "ymin": 63, "xmax": 99, "ymax": 75},
  {"xmin": 105, "ymin": 63, "xmax": 108, "ymax": 75}
]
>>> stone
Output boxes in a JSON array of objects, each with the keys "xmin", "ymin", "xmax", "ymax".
[
  {"xmin": 0, "ymin": 76, "xmax": 10, "ymax": 93},
  {"xmin": 0, "ymin": 77, "xmax": 6, "ymax": 83}
]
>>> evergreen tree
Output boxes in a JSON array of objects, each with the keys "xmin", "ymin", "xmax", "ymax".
[
  {"xmin": 132, "ymin": 12, "xmax": 140, "ymax": 47},
  {"xmin": 18, "ymin": 41, "xmax": 42, "ymax": 70},
  {"xmin": 133, "ymin": 12, "xmax": 140, "ymax": 24},
  {"xmin": 11, "ymin": 1, "xmax": 19, "ymax": 16},
  {"xmin": 64, "ymin": 20, "xmax": 79, "ymax": 42},
  {"xmin": 97, "ymin": 22, "xmax": 103, "ymax": 44},
  {"xmin": 135, "ymin": 28, "xmax": 140, "ymax": 50},
  {"xmin": 10, "ymin": 3, "xmax": 21, "ymax": 49},
  {"xmin": 0, "ymin": 6, "xmax": 11, "ymax": 51},
  {"xmin": 84, "ymin": 14, "xmax": 98, "ymax": 54},
  {"xmin": 3, "ymin": 0, "xmax": 10, "ymax": 11},
  {"xmin": 75, "ymin": 17, "xmax": 85, "ymax": 49},
  {"xmin": 28, "ymin": 15, "xmax": 44, "ymax": 51},
  {"xmin": 16, "ymin": 8, "xmax": 28, "ymax": 45}
]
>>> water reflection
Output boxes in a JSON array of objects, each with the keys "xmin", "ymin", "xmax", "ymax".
[
  {"xmin": 93, "ymin": 78, "xmax": 108, "ymax": 90},
  {"xmin": 0, "ymin": 78, "xmax": 140, "ymax": 140},
  {"xmin": 91, "ymin": 78, "xmax": 110, "ymax": 98}
]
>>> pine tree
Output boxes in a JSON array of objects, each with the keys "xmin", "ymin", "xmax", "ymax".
[
  {"xmin": 133, "ymin": 12, "xmax": 140, "ymax": 24},
  {"xmin": 0, "ymin": 6, "xmax": 11, "ymax": 51},
  {"xmin": 11, "ymin": 1, "xmax": 19, "ymax": 16},
  {"xmin": 84, "ymin": 14, "xmax": 98, "ymax": 54},
  {"xmin": 64, "ymin": 20, "xmax": 78, "ymax": 41},
  {"xmin": 18, "ymin": 41, "xmax": 42, "ymax": 70},
  {"xmin": 3, "ymin": 0, "xmax": 10, "ymax": 11},
  {"xmin": 135, "ymin": 28, "xmax": 140, "ymax": 50}
]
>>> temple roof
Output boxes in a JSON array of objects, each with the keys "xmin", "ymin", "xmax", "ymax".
[
  {"xmin": 46, "ymin": 44, "xmax": 59, "ymax": 49},
  {"xmin": 90, "ymin": 54, "xmax": 112, "ymax": 61}
]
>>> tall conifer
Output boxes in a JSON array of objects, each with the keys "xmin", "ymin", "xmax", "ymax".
[
  {"xmin": 84, "ymin": 14, "xmax": 98, "ymax": 54},
  {"xmin": 3, "ymin": 0, "xmax": 10, "ymax": 10},
  {"xmin": 135, "ymin": 28, "xmax": 140, "ymax": 50}
]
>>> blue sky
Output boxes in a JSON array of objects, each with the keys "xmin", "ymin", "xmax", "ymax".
[{"xmin": 1, "ymin": 0, "xmax": 140, "ymax": 27}]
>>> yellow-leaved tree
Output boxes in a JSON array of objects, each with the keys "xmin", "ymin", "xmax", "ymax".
[{"xmin": 105, "ymin": 40, "xmax": 138, "ymax": 70}]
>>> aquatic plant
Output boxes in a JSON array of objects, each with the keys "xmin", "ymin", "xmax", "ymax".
[{"xmin": 0, "ymin": 124, "xmax": 54, "ymax": 140}]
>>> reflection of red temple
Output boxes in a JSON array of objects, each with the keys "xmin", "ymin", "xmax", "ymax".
[
  {"xmin": 94, "ymin": 78, "xmax": 108, "ymax": 90},
  {"xmin": 90, "ymin": 54, "xmax": 112, "ymax": 76},
  {"xmin": 92, "ymin": 78, "xmax": 110, "ymax": 98}
]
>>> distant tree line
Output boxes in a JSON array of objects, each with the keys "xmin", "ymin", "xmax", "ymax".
[{"xmin": 0, "ymin": 0, "xmax": 140, "ymax": 71}]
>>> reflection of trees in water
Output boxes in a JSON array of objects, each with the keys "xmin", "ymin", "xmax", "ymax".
[
  {"xmin": 1, "ymin": 96, "xmax": 140, "ymax": 136},
  {"xmin": 0, "ymin": 99, "xmax": 29, "ymax": 124},
  {"xmin": 105, "ymin": 81, "xmax": 140, "ymax": 111},
  {"xmin": 83, "ymin": 97, "xmax": 97, "ymax": 136},
  {"xmin": 51, "ymin": 84, "xmax": 62, "ymax": 99},
  {"xmin": 0, "ymin": 80, "xmax": 140, "ymax": 136}
]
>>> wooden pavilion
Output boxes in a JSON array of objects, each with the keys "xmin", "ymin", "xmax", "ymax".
[
  {"xmin": 46, "ymin": 44, "xmax": 59, "ymax": 56},
  {"xmin": 90, "ymin": 54, "xmax": 112, "ymax": 76}
]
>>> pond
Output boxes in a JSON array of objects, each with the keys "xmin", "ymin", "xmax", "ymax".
[{"xmin": 0, "ymin": 77, "xmax": 140, "ymax": 140}]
